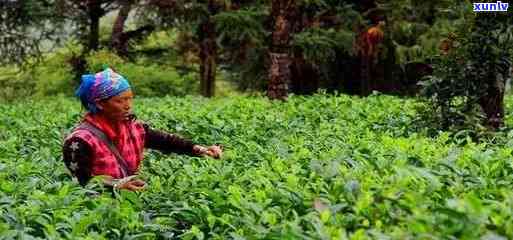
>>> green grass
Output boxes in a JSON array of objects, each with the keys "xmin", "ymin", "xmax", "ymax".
[{"xmin": 1, "ymin": 94, "xmax": 513, "ymax": 239}]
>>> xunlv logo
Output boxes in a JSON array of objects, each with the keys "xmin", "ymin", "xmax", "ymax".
[{"xmin": 473, "ymin": 1, "xmax": 509, "ymax": 12}]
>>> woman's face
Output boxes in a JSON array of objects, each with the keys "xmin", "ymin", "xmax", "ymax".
[{"xmin": 97, "ymin": 90, "xmax": 134, "ymax": 122}]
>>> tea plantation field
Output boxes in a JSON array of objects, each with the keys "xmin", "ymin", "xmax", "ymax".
[{"xmin": 2, "ymin": 95, "xmax": 513, "ymax": 239}]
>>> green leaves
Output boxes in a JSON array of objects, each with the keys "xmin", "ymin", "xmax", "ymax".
[
  {"xmin": 420, "ymin": 10, "xmax": 513, "ymax": 132},
  {"xmin": 293, "ymin": 28, "xmax": 354, "ymax": 64},
  {"xmin": 214, "ymin": 8, "xmax": 266, "ymax": 47},
  {"xmin": 2, "ymin": 94, "xmax": 513, "ymax": 238}
]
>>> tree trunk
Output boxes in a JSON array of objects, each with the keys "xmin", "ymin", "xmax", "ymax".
[
  {"xmin": 290, "ymin": 52, "xmax": 320, "ymax": 95},
  {"xmin": 112, "ymin": 0, "xmax": 132, "ymax": 56},
  {"xmin": 69, "ymin": 53, "xmax": 87, "ymax": 85},
  {"xmin": 268, "ymin": 52, "xmax": 292, "ymax": 100},
  {"xmin": 360, "ymin": 57, "xmax": 372, "ymax": 96},
  {"xmin": 198, "ymin": 0, "xmax": 223, "ymax": 97},
  {"xmin": 382, "ymin": 18, "xmax": 398, "ymax": 93},
  {"xmin": 87, "ymin": 3, "xmax": 102, "ymax": 51},
  {"xmin": 479, "ymin": 76, "xmax": 505, "ymax": 129},
  {"xmin": 289, "ymin": 6, "xmax": 320, "ymax": 95},
  {"xmin": 199, "ymin": 16, "xmax": 217, "ymax": 97},
  {"xmin": 267, "ymin": 0, "xmax": 297, "ymax": 100}
]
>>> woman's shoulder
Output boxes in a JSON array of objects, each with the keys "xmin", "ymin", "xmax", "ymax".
[
  {"xmin": 63, "ymin": 134, "xmax": 91, "ymax": 152},
  {"xmin": 64, "ymin": 124, "xmax": 97, "ymax": 145}
]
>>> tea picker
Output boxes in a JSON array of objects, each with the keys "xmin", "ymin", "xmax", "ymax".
[{"xmin": 63, "ymin": 67, "xmax": 222, "ymax": 191}]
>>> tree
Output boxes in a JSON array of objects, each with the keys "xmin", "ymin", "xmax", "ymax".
[
  {"xmin": 211, "ymin": 2, "xmax": 267, "ymax": 92},
  {"xmin": 267, "ymin": 0, "xmax": 298, "ymax": 100},
  {"xmin": 197, "ymin": 0, "xmax": 222, "ymax": 97},
  {"xmin": 218, "ymin": 0, "xmax": 359, "ymax": 97},
  {"xmin": 348, "ymin": 0, "xmax": 462, "ymax": 95},
  {"xmin": 470, "ymin": 13, "xmax": 513, "ymax": 129},
  {"xmin": 111, "ymin": 0, "xmax": 155, "ymax": 57},
  {"xmin": 354, "ymin": 20, "xmax": 385, "ymax": 95},
  {"xmin": 143, "ymin": 0, "xmax": 266, "ymax": 97},
  {"xmin": 421, "ymin": 7, "xmax": 513, "ymax": 131},
  {"xmin": 51, "ymin": 0, "xmax": 119, "ymax": 80},
  {"xmin": 290, "ymin": 1, "xmax": 360, "ymax": 94},
  {"xmin": 56, "ymin": 0, "xmax": 157, "ymax": 78},
  {"xmin": 0, "ymin": 0, "xmax": 67, "ymax": 65},
  {"xmin": 55, "ymin": 0, "xmax": 120, "ymax": 52},
  {"xmin": 140, "ymin": 0, "xmax": 222, "ymax": 97},
  {"xmin": 111, "ymin": 0, "xmax": 134, "ymax": 56}
]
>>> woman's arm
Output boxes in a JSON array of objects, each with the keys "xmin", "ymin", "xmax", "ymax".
[
  {"xmin": 142, "ymin": 123, "xmax": 223, "ymax": 158},
  {"xmin": 62, "ymin": 137, "xmax": 93, "ymax": 186},
  {"xmin": 143, "ymin": 123, "xmax": 202, "ymax": 156}
]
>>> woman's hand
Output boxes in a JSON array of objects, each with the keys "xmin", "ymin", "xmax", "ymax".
[
  {"xmin": 193, "ymin": 145, "xmax": 223, "ymax": 159},
  {"xmin": 103, "ymin": 175, "xmax": 146, "ymax": 191},
  {"xmin": 111, "ymin": 179, "xmax": 146, "ymax": 191},
  {"xmin": 205, "ymin": 145, "xmax": 223, "ymax": 159},
  {"xmin": 116, "ymin": 179, "xmax": 146, "ymax": 191}
]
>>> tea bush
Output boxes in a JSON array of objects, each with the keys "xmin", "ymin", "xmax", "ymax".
[{"xmin": 2, "ymin": 94, "xmax": 513, "ymax": 239}]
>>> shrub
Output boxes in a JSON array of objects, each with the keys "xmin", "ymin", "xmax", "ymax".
[
  {"xmin": 0, "ymin": 67, "xmax": 35, "ymax": 102},
  {"xmin": 419, "ymin": 13, "xmax": 513, "ymax": 135},
  {"xmin": 85, "ymin": 49, "xmax": 198, "ymax": 97},
  {"xmin": 0, "ymin": 47, "xmax": 76, "ymax": 102},
  {"xmin": 32, "ymin": 49, "xmax": 76, "ymax": 97}
]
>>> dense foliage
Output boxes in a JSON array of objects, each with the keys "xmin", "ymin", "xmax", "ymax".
[
  {"xmin": 2, "ymin": 1, "xmax": 513, "ymax": 238},
  {"xmin": 421, "ymin": 11, "xmax": 513, "ymax": 131},
  {"xmin": 0, "ymin": 0, "xmax": 475, "ymax": 97},
  {"xmin": 0, "ymin": 0, "xmax": 67, "ymax": 65},
  {"xmin": 3, "ymin": 95, "xmax": 513, "ymax": 239},
  {"xmin": 0, "ymin": 31, "xmax": 201, "ymax": 102}
]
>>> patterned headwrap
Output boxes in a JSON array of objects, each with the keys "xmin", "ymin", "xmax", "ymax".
[{"xmin": 75, "ymin": 68, "xmax": 131, "ymax": 114}]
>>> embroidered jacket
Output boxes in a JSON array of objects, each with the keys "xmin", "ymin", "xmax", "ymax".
[{"xmin": 63, "ymin": 114, "xmax": 199, "ymax": 185}]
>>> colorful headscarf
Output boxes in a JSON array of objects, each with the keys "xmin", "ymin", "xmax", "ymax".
[{"xmin": 75, "ymin": 68, "xmax": 131, "ymax": 114}]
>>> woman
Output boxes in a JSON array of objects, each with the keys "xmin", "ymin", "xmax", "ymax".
[{"xmin": 63, "ymin": 68, "xmax": 222, "ymax": 191}]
